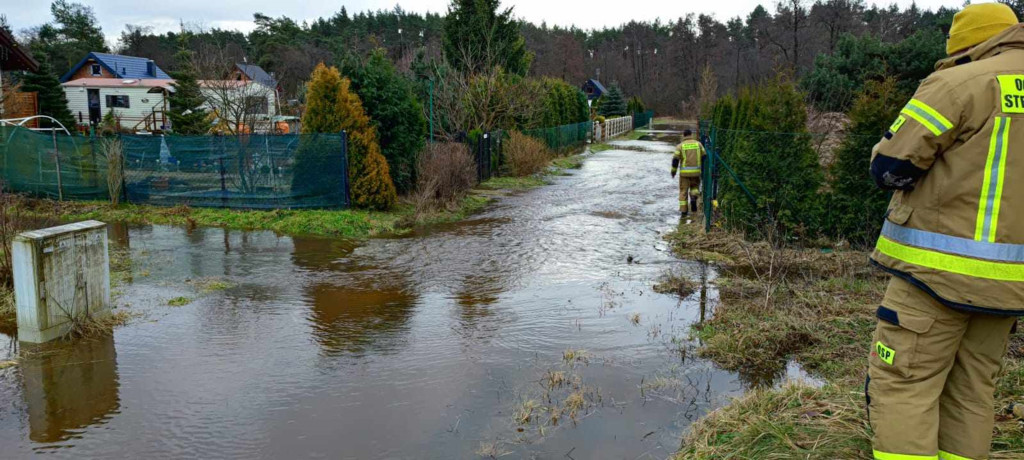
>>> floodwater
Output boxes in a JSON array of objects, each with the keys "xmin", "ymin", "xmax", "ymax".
[{"xmin": 0, "ymin": 126, "xmax": 791, "ymax": 459}]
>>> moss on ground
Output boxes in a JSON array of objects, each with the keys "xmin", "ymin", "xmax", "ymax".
[{"xmin": 669, "ymin": 225, "xmax": 1024, "ymax": 458}]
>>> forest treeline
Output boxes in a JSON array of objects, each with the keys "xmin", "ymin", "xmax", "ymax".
[{"xmin": 16, "ymin": 0, "xmax": 1024, "ymax": 116}]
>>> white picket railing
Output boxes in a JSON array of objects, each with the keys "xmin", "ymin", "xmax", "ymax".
[{"xmin": 591, "ymin": 115, "xmax": 633, "ymax": 142}]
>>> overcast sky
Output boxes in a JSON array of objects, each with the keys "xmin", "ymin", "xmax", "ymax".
[{"xmin": 7, "ymin": 0, "xmax": 970, "ymax": 43}]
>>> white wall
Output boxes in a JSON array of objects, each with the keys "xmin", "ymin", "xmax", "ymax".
[{"xmin": 63, "ymin": 85, "xmax": 168, "ymax": 129}]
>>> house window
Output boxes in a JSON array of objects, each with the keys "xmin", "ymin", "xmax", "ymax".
[
  {"xmin": 91, "ymin": 64, "xmax": 102, "ymax": 76},
  {"xmin": 105, "ymin": 95, "xmax": 130, "ymax": 108}
]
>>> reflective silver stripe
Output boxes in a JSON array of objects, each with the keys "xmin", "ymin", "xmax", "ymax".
[
  {"xmin": 979, "ymin": 117, "xmax": 1010, "ymax": 242},
  {"xmin": 679, "ymin": 167, "xmax": 701, "ymax": 171},
  {"xmin": 903, "ymin": 101, "xmax": 953, "ymax": 135},
  {"xmin": 881, "ymin": 221, "xmax": 1024, "ymax": 263}
]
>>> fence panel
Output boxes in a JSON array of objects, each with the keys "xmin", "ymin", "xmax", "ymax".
[
  {"xmin": 592, "ymin": 115, "xmax": 633, "ymax": 142},
  {"xmin": 0, "ymin": 126, "xmax": 108, "ymax": 200},
  {"xmin": 632, "ymin": 111, "xmax": 654, "ymax": 129},
  {"xmin": 121, "ymin": 132, "xmax": 349, "ymax": 209},
  {"xmin": 0, "ymin": 127, "xmax": 351, "ymax": 209},
  {"xmin": 523, "ymin": 121, "xmax": 593, "ymax": 151}
]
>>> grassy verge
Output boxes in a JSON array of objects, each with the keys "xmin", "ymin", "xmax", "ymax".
[
  {"xmin": 479, "ymin": 176, "xmax": 548, "ymax": 190},
  {"xmin": 14, "ymin": 193, "xmax": 492, "ymax": 240},
  {"xmin": 668, "ymin": 225, "xmax": 1024, "ymax": 459}
]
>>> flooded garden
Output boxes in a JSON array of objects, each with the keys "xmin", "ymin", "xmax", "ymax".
[{"xmin": 0, "ymin": 130, "xmax": 804, "ymax": 458}]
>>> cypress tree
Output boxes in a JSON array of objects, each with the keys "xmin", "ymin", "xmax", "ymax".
[{"xmin": 296, "ymin": 63, "xmax": 396, "ymax": 210}]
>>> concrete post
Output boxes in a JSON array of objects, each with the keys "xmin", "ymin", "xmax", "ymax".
[{"xmin": 13, "ymin": 221, "xmax": 110, "ymax": 343}]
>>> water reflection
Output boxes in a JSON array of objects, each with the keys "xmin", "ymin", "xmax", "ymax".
[
  {"xmin": 293, "ymin": 238, "xmax": 418, "ymax": 357},
  {"xmin": 20, "ymin": 336, "xmax": 119, "ymax": 444}
]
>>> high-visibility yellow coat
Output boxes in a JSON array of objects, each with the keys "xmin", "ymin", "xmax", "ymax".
[
  {"xmin": 672, "ymin": 139, "xmax": 704, "ymax": 177},
  {"xmin": 870, "ymin": 24, "xmax": 1024, "ymax": 315}
]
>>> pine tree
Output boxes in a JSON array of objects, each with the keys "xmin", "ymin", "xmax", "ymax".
[
  {"xmin": 296, "ymin": 63, "xmax": 396, "ymax": 210},
  {"xmin": 598, "ymin": 84, "xmax": 627, "ymax": 118},
  {"xmin": 20, "ymin": 59, "xmax": 77, "ymax": 131},
  {"xmin": 443, "ymin": 0, "xmax": 532, "ymax": 75},
  {"xmin": 167, "ymin": 32, "xmax": 210, "ymax": 135},
  {"xmin": 345, "ymin": 49, "xmax": 427, "ymax": 194}
]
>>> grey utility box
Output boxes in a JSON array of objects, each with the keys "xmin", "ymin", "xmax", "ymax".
[{"xmin": 13, "ymin": 221, "xmax": 110, "ymax": 343}]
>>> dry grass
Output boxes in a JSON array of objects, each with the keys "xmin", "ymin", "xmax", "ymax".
[
  {"xmin": 677, "ymin": 383, "xmax": 872, "ymax": 459},
  {"xmin": 653, "ymin": 268, "xmax": 697, "ymax": 298},
  {"xmin": 671, "ymin": 225, "xmax": 884, "ymax": 384},
  {"xmin": 475, "ymin": 440, "xmax": 511, "ymax": 458},
  {"xmin": 504, "ymin": 131, "xmax": 551, "ymax": 177},
  {"xmin": 513, "ymin": 399, "xmax": 540, "ymax": 425},
  {"xmin": 542, "ymin": 370, "xmax": 568, "ymax": 389},
  {"xmin": 629, "ymin": 312, "xmax": 641, "ymax": 326},
  {"xmin": 0, "ymin": 286, "xmax": 14, "ymax": 327},
  {"xmin": 670, "ymin": 223, "xmax": 1024, "ymax": 458},
  {"xmin": 101, "ymin": 136, "xmax": 125, "ymax": 205},
  {"xmin": 64, "ymin": 309, "xmax": 137, "ymax": 340},
  {"xmin": 0, "ymin": 360, "xmax": 16, "ymax": 370},
  {"xmin": 562, "ymin": 348, "xmax": 589, "ymax": 365}
]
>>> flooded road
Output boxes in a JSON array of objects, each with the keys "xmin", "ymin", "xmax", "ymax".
[{"xmin": 0, "ymin": 127, "xmax": 755, "ymax": 459}]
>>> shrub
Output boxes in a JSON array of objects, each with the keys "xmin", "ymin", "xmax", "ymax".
[
  {"xmin": 297, "ymin": 63, "xmax": 397, "ymax": 210},
  {"xmin": 504, "ymin": 132, "xmax": 551, "ymax": 177},
  {"xmin": 101, "ymin": 136, "xmax": 124, "ymax": 205},
  {"xmin": 540, "ymin": 79, "xmax": 590, "ymax": 127},
  {"xmin": 415, "ymin": 142, "xmax": 476, "ymax": 209}
]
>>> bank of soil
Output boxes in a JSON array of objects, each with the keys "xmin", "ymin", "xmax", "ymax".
[{"xmin": 668, "ymin": 225, "xmax": 1024, "ymax": 458}]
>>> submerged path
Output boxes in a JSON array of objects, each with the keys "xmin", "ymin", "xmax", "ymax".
[{"xmin": 0, "ymin": 125, "xmax": 756, "ymax": 459}]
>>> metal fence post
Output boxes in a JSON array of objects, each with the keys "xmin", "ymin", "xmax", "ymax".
[
  {"xmin": 341, "ymin": 131, "xmax": 351, "ymax": 207},
  {"xmin": 51, "ymin": 129, "xmax": 64, "ymax": 201}
]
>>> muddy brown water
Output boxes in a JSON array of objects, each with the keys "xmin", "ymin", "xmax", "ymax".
[{"xmin": 0, "ymin": 127, "xmax": 800, "ymax": 459}]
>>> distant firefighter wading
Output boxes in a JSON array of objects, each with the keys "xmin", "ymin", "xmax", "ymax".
[{"xmin": 671, "ymin": 129, "xmax": 706, "ymax": 219}]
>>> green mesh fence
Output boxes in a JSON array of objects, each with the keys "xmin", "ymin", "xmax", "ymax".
[
  {"xmin": 523, "ymin": 121, "xmax": 592, "ymax": 150},
  {"xmin": 0, "ymin": 125, "xmax": 109, "ymax": 200},
  {"xmin": 698, "ymin": 121, "xmax": 880, "ymax": 235},
  {"xmin": 633, "ymin": 110, "xmax": 654, "ymax": 129},
  {"xmin": 0, "ymin": 127, "xmax": 350, "ymax": 209}
]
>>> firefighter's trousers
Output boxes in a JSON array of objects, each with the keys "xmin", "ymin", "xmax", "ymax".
[
  {"xmin": 868, "ymin": 276, "xmax": 1017, "ymax": 460},
  {"xmin": 679, "ymin": 175, "xmax": 700, "ymax": 214}
]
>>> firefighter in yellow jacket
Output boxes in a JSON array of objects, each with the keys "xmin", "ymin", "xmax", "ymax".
[
  {"xmin": 867, "ymin": 4, "xmax": 1024, "ymax": 460},
  {"xmin": 672, "ymin": 129, "xmax": 705, "ymax": 218}
]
